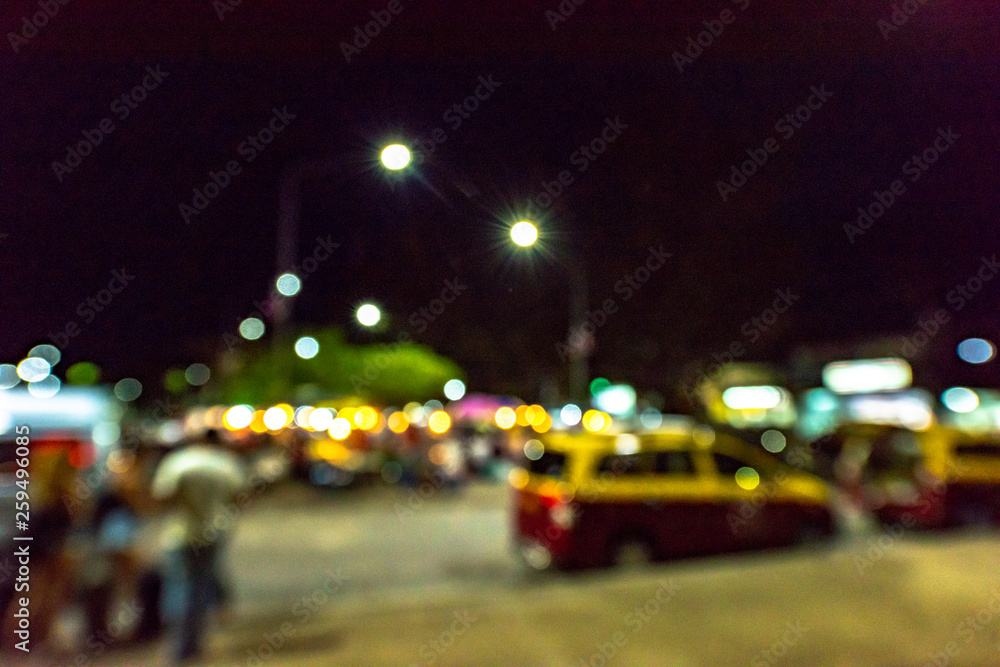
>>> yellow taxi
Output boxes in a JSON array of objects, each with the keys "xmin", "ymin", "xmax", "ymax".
[
  {"xmin": 511, "ymin": 425, "xmax": 834, "ymax": 570},
  {"xmin": 921, "ymin": 426, "xmax": 1000, "ymax": 525}
]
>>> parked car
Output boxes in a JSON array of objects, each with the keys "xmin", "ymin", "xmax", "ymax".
[
  {"xmin": 512, "ymin": 425, "xmax": 834, "ymax": 570},
  {"xmin": 921, "ymin": 426, "xmax": 1000, "ymax": 526},
  {"xmin": 806, "ymin": 423, "xmax": 946, "ymax": 529}
]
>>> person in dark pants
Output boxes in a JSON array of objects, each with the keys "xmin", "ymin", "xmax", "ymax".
[{"xmin": 151, "ymin": 430, "xmax": 246, "ymax": 663}]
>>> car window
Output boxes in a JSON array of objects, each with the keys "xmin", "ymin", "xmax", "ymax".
[
  {"xmin": 654, "ymin": 450, "xmax": 695, "ymax": 475},
  {"xmin": 712, "ymin": 453, "xmax": 747, "ymax": 475},
  {"xmin": 955, "ymin": 443, "xmax": 1000, "ymax": 459},
  {"xmin": 527, "ymin": 452, "xmax": 567, "ymax": 478},
  {"xmin": 596, "ymin": 450, "xmax": 696, "ymax": 477},
  {"xmin": 597, "ymin": 453, "xmax": 649, "ymax": 476}
]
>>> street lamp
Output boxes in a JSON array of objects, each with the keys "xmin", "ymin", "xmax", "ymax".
[
  {"xmin": 380, "ymin": 144, "xmax": 411, "ymax": 171},
  {"xmin": 509, "ymin": 219, "xmax": 590, "ymax": 403},
  {"xmin": 356, "ymin": 303, "xmax": 381, "ymax": 327},
  {"xmin": 510, "ymin": 220, "xmax": 538, "ymax": 247}
]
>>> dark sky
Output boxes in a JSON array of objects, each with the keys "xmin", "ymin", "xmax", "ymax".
[{"xmin": 2, "ymin": 1, "xmax": 999, "ymax": 404}]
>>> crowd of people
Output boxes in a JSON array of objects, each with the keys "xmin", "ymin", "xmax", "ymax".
[{"xmin": 1, "ymin": 429, "xmax": 251, "ymax": 663}]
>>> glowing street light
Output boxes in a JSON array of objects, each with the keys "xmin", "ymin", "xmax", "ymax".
[
  {"xmin": 510, "ymin": 220, "xmax": 538, "ymax": 247},
  {"xmin": 356, "ymin": 303, "xmax": 381, "ymax": 327},
  {"xmin": 380, "ymin": 144, "xmax": 411, "ymax": 170}
]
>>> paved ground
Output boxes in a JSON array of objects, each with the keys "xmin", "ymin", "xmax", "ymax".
[{"xmin": 21, "ymin": 480, "xmax": 1000, "ymax": 665}]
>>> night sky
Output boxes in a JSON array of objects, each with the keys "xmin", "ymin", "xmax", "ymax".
[{"xmin": 2, "ymin": 1, "xmax": 998, "ymax": 406}]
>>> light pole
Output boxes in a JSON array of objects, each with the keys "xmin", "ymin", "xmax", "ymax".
[{"xmin": 509, "ymin": 221, "xmax": 590, "ymax": 403}]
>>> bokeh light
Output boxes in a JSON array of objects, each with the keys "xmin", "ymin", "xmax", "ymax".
[
  {"xmin": 387, "ymin": 411, "xmax": 409, "ymax": 434},
  {"xmin": 28, "ymin": 375, "xmax": 60, "ymax": 398},
  {"xmin": 524, "ymin": 439, "xmax": 544, "ymax": 461},
  {"xmin": 239, "ymin": 317, "xmax": 266, "ymax": 340},
  {"xmin": 0, "ymin": 365, "xmax": 20, "ymax": 390},
  {"xmin": 66, "ymin": 362, "xmax": 99, "ymax": 385},
  {"xmin": 942, "ymin": 387, "xmax": 979, "ymax": 413},
  {"xmin": 589, "ymin": 377, "xmax": 611, "ymax": 396},
  {"xmin": 735, "ymin": 467, "xmax": 760, "ymax": 491},
  {"xmin": 309, "ymin": 408, "xmax": 336, "ymax": 431},
  {"xmin": 495, "ymin": 407, "xmax": 516, "ymax": 429},
  {"xmin": 508, "ymin": 467, "xmax": 529, "ymax": 489},
  {"xmin": 164, "ymin": 368, "xmax": 187, "ymax": 394},
  {"xmin": 582, "ymin": 409, "xmax": 608, "ymax": 433},
  {"xmin": 722, "ymin": 386, "xmax": 782, "ymax": 410},
  {"xmin": 224, "ymin": 405, "xmax": 254, "ymax": 430},
  {"xmin": 17, "ymin": 357, "xmax": 50, "ymax": 382},
  {"xmin": 294, "ymin": 406, "xmax": 315, "ymax": 428},
  {"xmin": 380, "ymin": 143, "xmax": 411, "ymax": 170},
  {"xmin": 510, "ymin": 221, "xmax": 538, "ymax": 247},
  {"xmin": 428, "ymin": 410, "xmax": 451, "ymax": 434},
  {"xmin": 249, "ymin": 410, "xmax": 268, "ymax": 433},
  {"xmin": 28, "ymin": 344, "xmax": 61, "ymax": 366},
  {"xmin": 114, "ymin": 378, "xmax": 142, "ymax": 402},
  {"xmin": 329, "ymin": 417, "xmax": 352, "ymax": 440},
  {"xmin": 356, "ymin": 303, "xmax": 381, "ymax": 327},
  {"xmin": 276, "ymin": 272, "xmax": 302, "ymax": 296},
  {"xmin": 444, "ymin": 379, "xmax": 466, "ymax": 401},
  {"xmin": 639, "ymin": 408, "xmax": 663, "ymax": 430},
  {"xmin": 530, "ymin": 411, "xmax": 553, "ymax": 433},
  {"xmin": 264, "ymin": 406, "xmax": 291, "ymax": 430},
  {"xmin": 761, "ymin": 429, "xmax": 787, "ymax": 453},
  {"xmin": 957, "ymin": 338, "xmax": 995, "ymax": 364},
  {"xmin": 381, "ymin": 461, "xmax": 403, "ymax": 484},
  {"xmin": 692, "ymin": 424, "xmax": 716, "ymax": 448},
  {"xmin": 560, "ymin": 404, "xmax": 582, "ymax": 426},
  {"xmin": 185, "ymin": 363, "xmax": 211, "ymax": 386},
  {"xmin": 353, "ymin": 406, "xmax": 378, "ymax": 430},
  {"xmin": 295, "ymin": 336, "xmax": 320, "ymax": 359}
]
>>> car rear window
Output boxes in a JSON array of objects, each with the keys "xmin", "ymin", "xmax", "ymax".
[
  {"xmin": 528, "ymin": 451, "xmax": 567, "ymax": 478},
  {"xmin": 713, "ymin": 453, "xmax": 748, "ymax": 475},
  {"xmin": 955, "ymin": 443, "xmax": 1000, "ymax": 459}
]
